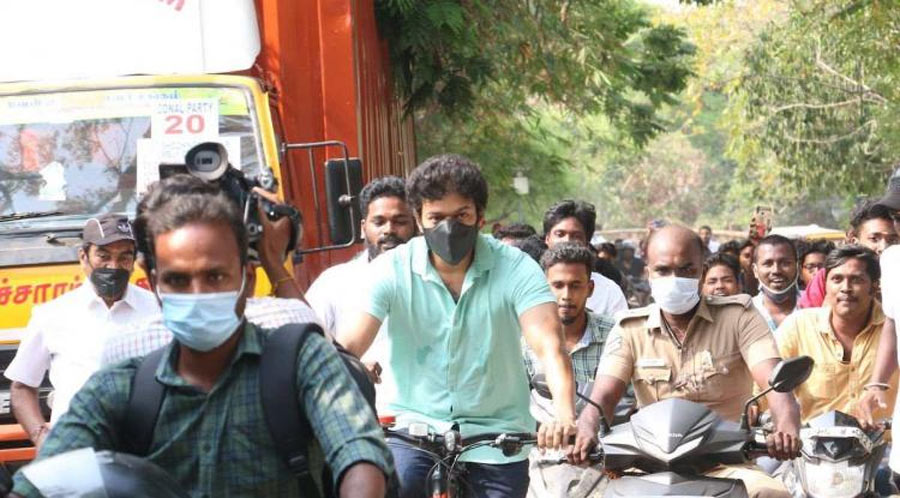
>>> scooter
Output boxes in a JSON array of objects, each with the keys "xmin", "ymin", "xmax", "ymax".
[
  {"xmin": 779, "ymin": 410, "xmax": 893, "ymax": 498},
  {"xmin": 535, "ymin": 356, "xmax": 813, "ymax": 497}
]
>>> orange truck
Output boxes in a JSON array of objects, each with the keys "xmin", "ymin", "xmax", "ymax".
[{"xmin": 0, "ymin": 0, "xmax": 412, "ymax": 466}]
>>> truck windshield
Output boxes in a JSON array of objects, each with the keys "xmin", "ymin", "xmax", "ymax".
[{"xmin": 0, "ymin": 85, "xmax": 264, "ymax": 232}]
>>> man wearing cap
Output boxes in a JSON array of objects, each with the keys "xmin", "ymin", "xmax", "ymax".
[{"xmin": 5, "ymin": 214, "xmax": 159, "ymax": 450}]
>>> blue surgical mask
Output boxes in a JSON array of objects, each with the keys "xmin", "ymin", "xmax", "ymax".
[{"xmin": 157, "ymin": 276, "xmax": 246, "ymax": 352}]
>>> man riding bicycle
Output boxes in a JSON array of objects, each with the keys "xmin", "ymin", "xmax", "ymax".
[{"xmin": 338, "ymin": 154, "xmax": 576, "ymax": 498}]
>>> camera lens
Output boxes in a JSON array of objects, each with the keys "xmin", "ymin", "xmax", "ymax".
[{"xmin": 184, "ymin": 142, "xmax": 230, "ymax": 181}]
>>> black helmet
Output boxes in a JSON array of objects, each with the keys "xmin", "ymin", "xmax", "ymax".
[{"xmin": 19, "ymin": 448, "xmax": 188, "ymax": 498}]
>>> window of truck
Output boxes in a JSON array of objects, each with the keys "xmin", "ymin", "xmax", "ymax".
[{"xmin": 0, "ymin": 85, "xmax": 264, "ymax": 233}]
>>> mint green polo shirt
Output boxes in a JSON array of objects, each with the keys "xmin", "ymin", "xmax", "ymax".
[{"xmin": 365, "ymin": 234, "xmax": 556, "ymax": 463}]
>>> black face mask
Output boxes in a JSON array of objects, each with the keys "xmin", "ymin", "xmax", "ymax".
[
  {"xmin": 423, "ymin": 218, "xmax": 479, "ymax": 266},
  {"xmin": 90, "ymin": 268, "xmax": 130, "ymax": 299}
]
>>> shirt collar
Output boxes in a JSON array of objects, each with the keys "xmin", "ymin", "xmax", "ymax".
[
  {"xmin": 817, "ymin": 302, "xmax": 886, "ymax": 337},
  {"xmin": 646, "ymin": 298, "xmax": 712, "ymax": 334},
  {"xmin": 81, "ymin": 279, "xmax": 140, "ymax": 311},
  {"xmin": 156, "ymin": 321, "xmax": 263, "ymax": 388},
  {"xmin": 581, "ymin": 312, "xmax": 608, "ymax": 345},
  {"xmin": 411, "ymin": 234, "xmax": 496, "ymax": 280},
  {"xmin": 752, "ymin": 288, "xmax": 801, "ymax": 309}
]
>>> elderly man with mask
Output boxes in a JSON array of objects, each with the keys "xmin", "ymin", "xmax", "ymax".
[
  {"xmin": 572, "ymin": 225, "xmax": 800, "ymax": 498},
  {"xmin": 6, "ymin": 214, "xmax": 159, "ymax": 450}
]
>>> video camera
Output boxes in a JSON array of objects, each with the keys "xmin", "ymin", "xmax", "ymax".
[{"xmin": 159, "ymin": 142, "xmax": 301, "ymax": 258}]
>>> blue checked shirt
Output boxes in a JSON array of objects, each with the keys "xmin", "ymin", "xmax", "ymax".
[
  {"xmin": 523, "ymin": 311, "xmax": 616, "ymax": 422},
  {"xmin": 523, "ymin": 311, "xmax": 616, "ymax": 386},
  {"xmin": 13, "ymin": 322, "xmax": 392, "ymax": 497}
]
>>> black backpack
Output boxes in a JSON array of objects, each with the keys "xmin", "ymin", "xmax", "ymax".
[{"xmin": 123, "ymin": 322, "xmax": 377, "ymax": 497}]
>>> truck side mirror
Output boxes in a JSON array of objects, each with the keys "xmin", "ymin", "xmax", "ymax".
[
  {"xmin": 324, "ymin": 157, "xmax": 362, "ymax": 245},
  {"xmin": 281, "ymin": 139, "xmax": 363, "ymax": 254}
]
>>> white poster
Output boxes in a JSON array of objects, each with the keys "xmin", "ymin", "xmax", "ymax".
[{"xmin": 151, "ymin": 98, "xmax": 219, "ymax": 140}]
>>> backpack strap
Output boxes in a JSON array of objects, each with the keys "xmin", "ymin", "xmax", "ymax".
[
  {"xmin": 260, "ymin": 322, "xmax": 322, "ymax": 496},
  {"xmin": 124, "ymin": 345, "xmax": 169, "ymax": 456}
]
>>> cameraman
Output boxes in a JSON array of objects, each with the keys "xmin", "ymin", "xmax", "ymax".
[
  {"xmin": 101, "ymin": 176, "xmax": 320, "ymax": 365},
  {"xmin": 11, "ymin": 174, "xmax": 392, "ymax": 496}
]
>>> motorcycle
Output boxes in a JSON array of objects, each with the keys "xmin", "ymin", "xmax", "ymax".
[
  {"xmin": 536, "ymin": 355, "xmax": 814, "ymax": 497},
  {"xmin": 527, "ymin": 376, "xmax": 634, "ymax": 498},
  {"xmin": 779, "ymin": 410, "xmax": 893, "ymax": 498}
]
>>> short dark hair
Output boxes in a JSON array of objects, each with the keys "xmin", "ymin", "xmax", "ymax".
[
  {"xmin": 754, "ymin": 234, "xmax": 797, "ymax": 263},
  {"xmin": 702, "ymin": 252, "xmax": 741, "ymax": 282},
  {"xmin": 738, "ymin": 238, "xmax": 755, "ymax": 252},
  {"xmin": 849, "ymin": 200, "xmax": 894, "ymax": 236},
  {"xmin": 595, "ymin": 258, "xmax": 627, "ymax": 293},
  {"xmin": 134, "ymin": 174, "xmax": 248, "ymax": 271},
  {"xmin": 719, "ymin": 239, "xmax": 742, "ymax": 256},
  {"xmin": 493, "ymin": 223, "xmax": 537, "ymax": 241},
  {"xmin": 597, "ymin": 242, "xmax": 617, "ymax": 258},
  {"xmin": 510, "ymin": 234, "xmax": 547, "ymax": 263},
  {"xmin": 824, "ymin": 245, "xmax": 880, "ymax": 282},
  {"xmin": 359, "ymin": 176, "xmax": 407, "ymax": 218},
  {"xmin": 542, "ymin": 200, "xmax": 597, "ymax": 239},
  {"xmin": 699, "ymin": 225, "xmax": 712, "ymax": 232},
  {"xmin": 799, "ymin": 239, "xmax": 836, "ymax": 265},
  {"xmin": 540, "ymin": 242, "xmax": 595, "ymax": 277},
  {"xmin": 406, "ymin": 154, "xmax": 488, "ymax": 215}
]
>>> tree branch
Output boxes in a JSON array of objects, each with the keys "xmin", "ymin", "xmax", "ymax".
[
  {"xmin": 783, "ymin": 120, "xmax": 875, "ymax": 144},
  {"xmin": 771, "ymin": 98, "xmax": 864, "ymax": 114},
  {"xmin": 814, "ymin": 42, "xmax": 887, "ymax": 104}
]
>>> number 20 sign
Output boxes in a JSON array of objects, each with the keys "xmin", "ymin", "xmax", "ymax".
[{"xmin": 151, "ymin": 99, "xmax": 218, "ymax": 139}]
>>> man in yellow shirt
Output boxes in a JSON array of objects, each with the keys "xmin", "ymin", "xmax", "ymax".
[{"xmin": 777, "ymin": 245, "xmax": 896, "ymax": 423}]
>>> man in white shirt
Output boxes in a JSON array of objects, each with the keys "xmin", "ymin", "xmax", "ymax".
[
  {"xmin": 542, "ymin": 200, "xmax": 628, "ymax": 317},
  {"xmin": 859, "ymin": 170, "xmax": 900, "ymax": 483},
  {"xmin": 306, "ymin": 176, "xmax": 416, "ymax": 414},
  {"xmin": 5, "ymin": 214, "xmax": 159, "ymax": 449},
  {"xmin": 751, "ymin": 234, "xmax": 801, "ymax": 332}
]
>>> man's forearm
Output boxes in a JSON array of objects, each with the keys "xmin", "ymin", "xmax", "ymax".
[
  {"xmin": 542, "ymin": 347, "xmax": 576, "ymax": 421},
  {"xmin": 339, "ymin": 462, "xmax": 386, "ymax": 498},
  {"xmin": 264, "ymin": 264, "xmax": 305, "ymax": 301},
  {"xmin": 10, "ymin": 383, "xmax": 46, "ymax": 440},
  {"xmin": 583, "ymin": 375, "xmax": 625, "ymax": 430},
  {"xmin": 871, "ymin": 317, "xmax": 898, "ymax": 384},
  {"xmin": 766, "ymin": 391, "xmax": 800, "ymax": 432}
]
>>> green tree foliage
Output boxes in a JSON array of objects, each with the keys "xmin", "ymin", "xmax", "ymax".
[
  {"xmin": 376, "ymin": 0, "xmax": 696, "ymax": 224},
  {"xmin": 728, "ymin": 0, "xmax": 900, "ymax": 203}
]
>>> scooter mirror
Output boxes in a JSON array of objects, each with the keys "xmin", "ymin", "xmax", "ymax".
[
  {"xmin": 531, "ymin": 374, "xmax": 554, "ymax": 399},
  {"xmin": 531, "ymin": 374, "xmax": 585, "ymax": 398},
  {"xmin": 768, "ymin": 356, "xmax": 814, "ymax": 393}
]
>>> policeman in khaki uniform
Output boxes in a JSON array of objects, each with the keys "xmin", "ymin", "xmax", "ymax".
[{"xmin": 570, "ymin": 225, "xmax": 801, "ymax": 498}]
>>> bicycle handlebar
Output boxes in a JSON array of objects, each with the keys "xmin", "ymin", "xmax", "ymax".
[{"xmin": 384, "ymin": 428, "xmax": 576, "ymax": 458}]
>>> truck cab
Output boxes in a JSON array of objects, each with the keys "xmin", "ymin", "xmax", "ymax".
[{"xmin": 0, "ymin": 0, "xmax": 412, "ymax": 467}]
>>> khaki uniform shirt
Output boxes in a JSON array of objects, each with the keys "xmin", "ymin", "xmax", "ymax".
[
  {"xmin": 777, "ymin": 304, "xmax": 896, "ymax": 424},
  {"xmin": 598, "ymin": 295, "xmax": 781, "ymax": 421}
]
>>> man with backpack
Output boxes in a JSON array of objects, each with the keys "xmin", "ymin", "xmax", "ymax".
[{"xmin": 11, "ymin": 175, "xmax": 392, "ymax": 497}]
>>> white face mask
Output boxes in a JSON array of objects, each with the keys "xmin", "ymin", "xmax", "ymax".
[{"xmin": 650, "ymin": 276, "xmax": 701, "ymax": 315}]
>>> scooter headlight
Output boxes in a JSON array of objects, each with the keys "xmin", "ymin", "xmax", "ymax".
[{"xmin": 799, "ymin": 458, "xmax": 866, "ymax": 498}]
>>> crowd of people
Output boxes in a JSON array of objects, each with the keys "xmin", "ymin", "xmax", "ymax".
[{"xmin": 6, "ymin": 152, "xmax": 900, "ymax": 498}]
